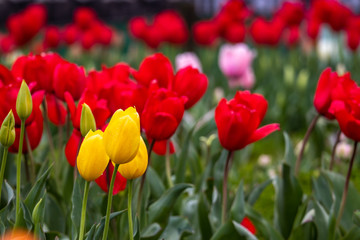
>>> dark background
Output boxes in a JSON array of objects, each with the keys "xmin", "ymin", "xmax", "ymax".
[{"xmin": 0, "ymin": 0, "xmax": 358, "ymax": 27}]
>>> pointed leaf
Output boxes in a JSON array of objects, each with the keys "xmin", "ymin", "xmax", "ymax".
[
  {"xmin": 230, "ymin": 181, "xmax": 245, "ymax": 223},
  {"xmin": 233, "ymin": 220, "xmax": 258, "ymax": 240},
  {"xmin": 247, "ymin": 179, "xmax": 272, "ymax": 206},
  {"xmin": 198, "ymin": 192, "xmax": 213, "ymax": 239}
]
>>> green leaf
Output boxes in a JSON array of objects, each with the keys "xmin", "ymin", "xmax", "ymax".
[
  {"xmin": 247, "ymin": 179, "xmax": 272, "ymax": 206},
  {"xmin": 313, "ymin": 200, "xmax": 329, "ymax": 240},
  {"xmin": 175, "ymin": 126, "xmax": 195, "ymax": 184},
  {"xmin": 210, "ymin": 221, "xmax": 244, "ymax": 240},
  {"xmin": 24, "ymin": 164, "xmax": 52, "ymax": 212},
  {"xmin": 198, "ymin": 192, "xmax": 213, "ymax": 239},
  {"xmin": 134, "ymin": 216, "xmax": 140, "ymax": 240},
  {"xmin": 93, "ymin": 210, "xmax": 127, "ymax": 239},
  {"xmin": 148, "ymin": 183, "xmax": 192, "ymax": 225},
  {"xmin": 312, "ymin": 174, "xmax": 332, "ymax": 211},
  {"xmin": 230, "ymin": 181, "xmax": 245, "ymax": 223},
  {"xmin": 44, "ymin": 194, "xmax": 66, "ymax": 233},
  {"xmin": 274, "ymin": 163, "xmax": 303, "ymax": 239},
  {"xmin": 245, "ymin": 205, "xmax": 283, "ymax": 240},
  {"xmin": 353, "ymin": 210, "xmax": 360, "ymax": 227},
  {"xmin": 147, "ymin": 166, "xmax": 165, "ymax": 199},
  {"xmin": 158, "ymin": 216, "xmax": 194, "ymax": 240},
  {"xmin": 283, "ymin": 132, "xmax": 296, "ymax": 171},
  {"xmin": 0, "ymin": 181, "xmax": 14, "ymax": 234},
  {"xmin": 233, "ymin": 220, "xmax": 258, "ymax": 240},
  {"xmin": 140, "ymin": 223, "xmax": 162, "ymax": 240},
  {"xmin": 71, "ymin": 176, "xmax": 84, "ymax": 240},
  {"xmin": 289, "ymin": 222, "xmax": 317, "ymax": 240},
  {"xmin": 343, "ymin": 226, "xmax": 360, "ymax": 240}
]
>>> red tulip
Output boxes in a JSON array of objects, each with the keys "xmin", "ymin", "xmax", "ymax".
[
  {"xmin": 276, "ymin": 1, "xmax": 304, "ymax": 27},
  {"xmin": 53, "ymin": 61, "xmax": 86, "ymax": 101},
  {"xmin": 249, "ymin": 17, "xmax": 284, "ymax": 46},
  {"xmin": 222, "ymin": 23, "xmax": 246, "ymax": 43},
  {"xmin": 43, "ymin": 26, "xmax": 61, "ymax": 49},
  {"xmin": 0, "ymin": 64, "xmax": 15, "ymax": 87},
  {"xmin": 65, "ymin": 129, "xmax": 82, "ymax": 167},
  {"xmin": 63, "ymin": 24, "xmax": 79, "ymax": 45},
  {"xmin": 173, "ymin": 66, "xmax": 208, "ymax": 109},
  {"xmin": 152, "ymin": 139, "xmax": 175, "ymax": 155},
  {"xmin": 141, "ymin": 85, "xmax": 187, "ymax": 141},
  {"xmin": 193, "ymin": 20, "xmax": 219, "ymax": 46},
  {"xmin": 215, "ymin": 91, "xmax": 280, "ymax": 151},
  {"xmin": 240, "ymin": 217, "xmax": 256, "ymax": 235},
  {"xmin": 284, "ymin": 26, "xmax": 300, "ymax": 47},
  {"xmin": 74, "ymin": 7, "xmax": 97, "ymax": 31},
  {"xmin": 329, "ymin": 84, "xmax": 360, "ymax": 142},
  {"xmin": 95, "ymin": 162, "xmax": 127, "ymax": 195},
  {"xmin": 131, "ymin": 53, "xmax": 173, "ymax": 88},
  {"xmin": 129, "ymin": 16, "xmax": 147, "ymax": 39},
  {"xmin": 0, "ymin": 34, "xmax": 14, "ymax": 54}
]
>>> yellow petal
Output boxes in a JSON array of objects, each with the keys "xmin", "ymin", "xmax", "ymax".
[
  {"xmin": 77, "ymin": 130, "xmax": 109, "ymax": 181},
  {"xmin": 118, "ymin": 136, "xmax": 148, "ymax": 179}
]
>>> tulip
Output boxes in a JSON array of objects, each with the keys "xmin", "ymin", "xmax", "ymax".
[
  {"xmin": 192, "ymin": 20, "xmax": 219, "ymax": 46},
  {"xmin": 0, "ymin": 110, "xmax": 15, "ymax": 203},
  {"xmin": 80, "ymin": 103, "xmax": 96, "ymax": 137},
  {"xmin": 175, "ymin": 52, "xmax": 202, "ymax": 72},
  {"xmin": 215, "ymin": 90, "xmax": 280, "ymax": 151},
  {"xmin": 43, "ymin": 26, "xmax": 61, "ymax": 49},
  {"xmin": 103, "ymin": 107, "xmax": 140, "ymax": 164},
  {"xmin": 173, "ymin": 66, "xmax": 208, "ymax": 109},
  {"xmin": 215, "ymin": 91, "xmax": 279, "ymax": 223},
  {"xmin": 249, "ymin": 17, "xmax": 284, "ymax": 46},
  {"xmin": 77, "ymin": 130, "xmax": 109, "ymax": 182},
  {"xmin": 218, "ymin": 43, "xmax": 256, "ymax": 89},
  {"xmin": 95, "ymin": 162, "xmax": 127, "ymax": 195},
  {"xmin": 241, "ymin": 217, "xmax": 256, "ymax": 235},
  {"xmin": 131, "ymin": 53, "xmax": 173, "ymax": 88},
  {"xmin": 141, "ymin": 87, "xmax": 186, "ymax": 141},
  {"xmin": 16, "ymin": 81, "xmax": 33, "ymax": 120},
  {"xmin": 118, "ymin": 137, "xmax": 148, "ymax": 180}
]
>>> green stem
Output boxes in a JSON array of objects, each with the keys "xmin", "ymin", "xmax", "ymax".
[
  {"xmin": 329, "ymin": 130, "xmax": 341, "ymax": 171},
  {"xmin": 128, "ymin": 179, "xmax": 134, "ymax": 240},
  {"xmin": 102, "ymin": 163, "xmax": 119, "ymax": 240},
  {"xmin": 79, "ymin": 181, "xmax": 90, "ymax": 240},
  {"xmin": 165, "ymin": 140, "xmax": 173, "ymax": 188},
  {"xmin": 0, "ymin": 147, "xmax": 9, "ymax": 202},
  {"xmin": 336, "ymin": 141, "xmax": 358, "ymax": 230},
  {"xmin": 222, "ymin": 151, "xmax": 233, "ymax": 225},
  {"xmin": 15, "ymin": 120, "xmax": 25, "ymax": 226}
]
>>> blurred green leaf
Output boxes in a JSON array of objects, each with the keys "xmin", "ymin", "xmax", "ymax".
[
  {"xmin": 44, "ymin": 194, "xmax": 66, "ymax": 233},
  {"xmin": 0, "ymin": 181, "xmax": 14, "ymax": 234},
  {"xmin": 92, "ymin": 210, "xmax": 127, "ymax": 239},
  {"xmin": 159, "ymin": 216, "xmax": 194, "ymax": 240},
  {"xmin": 148, "ymin": 183, "xmax": 192, "ymax": 225},
  {"xmin": 289, "ymin": 221, "xmax": 317, "ymax": 240},
  {"xmin": 147, "ymin": 166, "xmax": 165, "ymax": 199},
  {"xmin": 210, "ymin": 221, "xmax": 244, "ymax": 240},
  {"xmin": 25, "ymin": 164, "xmax": 52, "ymax": 212},
  {"xmin": 342, "ymin": 226, "xmax": 360, "ymax": 240},
  {"xmin": 198, "ymin": 192, "xmax": 213, "ymax": 239},
  {"xmin": 313, "ymin": 201, "xmax": 329, "ymax": 240},
  {"xmin": 175, "ymin": 126, "xmax": 195, "ymax": 184},
  {"xmin": 230, "ymin": 181, "xmax": 245, "ymax": 223},
  {"xmin": 247, "ymin": 179, "xmax": 272, "ymax": 206},
  {"xmin": 312, "ymin": 174, "xmax": 333, "ymax": 211},
  {"xmin": 233, "ymin": 220, "xmax": 258, "ymax": 240},
  {"xmin": 71, "ymin": 176, "xmax": 84, "ymax": 240},
  {"xmin": 141, "ymin": 223, "xmax": 162, "ymax": 240},
  {"xmin": 274, "ymin": 163, "xmax": 303, "ymax": 239},
  {"xmin": 353, "ymin": 210, "xmax": 360, "ymax": 227},
  {"xmin": 283, "ymin": 132, "xmax": 296, "ymax": 171}
]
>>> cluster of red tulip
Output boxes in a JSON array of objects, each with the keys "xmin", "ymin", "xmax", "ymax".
[
  {"xmin": 129, "ymin": 10, "xmax": 188, "ymax": 49},
  {"xmin": 0, "ymin": 5, "xmax": 114, "ymax": 54},
  {"xmin": 192, "ymin": 0, "xmax": 360, "ymax": 50},
  {"xmin": 0, "ymin": 52, "xmax": 208, "ymax": 195}
]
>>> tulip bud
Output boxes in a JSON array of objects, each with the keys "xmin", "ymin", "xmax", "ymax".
[
  {"xmin": 32, "ymin": 198, "xmax": 44, "ymax": 224},
  {"xmin": 80, "ymin": 103, "xmax": 96, "ymax": 137},
  {"xmin": 118, "ymin": 137, "xmax": 148, "ymax": 179},
  {"xmin": 16, "ymin": 80, "xmax": 33, "ymax": 120},
  {"xmin": 0, "ymin": 110, "xmax": 15, "ymax": 148}
]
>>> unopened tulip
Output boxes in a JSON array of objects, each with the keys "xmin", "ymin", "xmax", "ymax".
[
  {"xmin": 103, "ymin": 107, "xmax": 140, "ymax": 164},
  {"xmin": 118, "ymin": 137, "xmax": 148, "ymax": 179},
  {"xmin": 16, "ymin": 80, "xmax": 33, "ymax": 120},
  {"xmin": 0, "ymin": 110, "xmax": 15, "ymax": 148},
  {"xmin": 80, "ymin": 103, "xmax": 96, "ymax": 137},
  {"xmin": 77, "ymin": 130, "xmax": 109, "ymax": 181}
]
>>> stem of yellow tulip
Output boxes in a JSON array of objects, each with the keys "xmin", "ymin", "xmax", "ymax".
[
  {"xmin": 329, "ymin": 130, "xmax": 341, "ymax": 171},
  {"xmin": 128, "ymin": 179, "xmax": 134, "ymax": 240},
  {"xmin": 165, "ymin": 140, "xmax": 173, "ymax": 188},
  {"xmin": 221, "ymin": 151, "xmax": 233, "ymax": 225},
  {"xmin": 0, "ymin": 147, "xmax": 9, "ymax": 202},
  {"xmin": 295, "ymin": 114, "xmax": 320, "ymax": 176},
  {"xmin": 336, "ymin": 141, "xmax": 358, "ymax": 231},
  {"xmin": 137, "ymin": 140, "xmax": 155, "ymax": 217},
  {"xmin": 15, "ymin": 120, "xmax": 25, "ymax": 226},
  {"xmin": 79, "ymin": 181, "xmax": 90, "ymax": 240},
  {"xmin": 102, "ymin": 163, "xmax": 119, "ymax": 240}
]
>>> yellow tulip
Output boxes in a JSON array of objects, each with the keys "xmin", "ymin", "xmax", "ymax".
[
  {"xmin": 77, "ymin": 130, "xmax": 109, "ymax": 181},
  {"xmin": 103, "ymin": 107, "xmax": 140, "ymax": 164},
  {"xmin": 118, "ymin": 137, "xmax": 148, "ymax": 179}
]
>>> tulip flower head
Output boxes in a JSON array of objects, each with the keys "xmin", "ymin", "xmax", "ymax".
[
  {"xmin": 80, "ymin": 103, "xmax": 96, "ymax": 137},
  {"xmin": 118, "ymin": 136, "xmax": 148, "ymax": 179},
  {"xmin": 215, "ymin": 91, "xmax": 280, "ymax": 151},
  {"xmin": 16, "ymin": 80, "xmax": 33, "ymax": 120},
  {"xmin": 103, "ymin": 107, "xmax": 140, "ymax": 164},
  {"xmin": 77, "ymin": 130, "xmax": 109, "ymax": 181},
  {"xmin": 0, "ymin": 110, "xmax": 15, "ymax": 148}
]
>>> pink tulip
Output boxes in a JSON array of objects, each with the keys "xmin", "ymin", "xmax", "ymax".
[
  {"xmin": 175, "ymin": 52, "xmax": 202, "ymax": 72},
  {"xmin": 218, "ymin": 43, "xmax": 256, "ymax": 89}
]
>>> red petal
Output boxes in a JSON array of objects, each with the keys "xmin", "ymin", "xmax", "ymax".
[{"xmin": 246, "ymin": 123, "xmax": 280, "ymax": 146}]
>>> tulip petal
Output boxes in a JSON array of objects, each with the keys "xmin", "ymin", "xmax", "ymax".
[
  {"xmin": 46, "ymin": 94, "xmax": 67, "ymax": 125},
  {"xmin": 246, "ymin": 123, "xmax": 280, "ymax": 146},
  {"xmin": 65, "ymin": 129, "xmax": 82, "ymax": 167},
  {"xmin": 95, "ymin": 162, "xmax": 127, "ymax": 195}
]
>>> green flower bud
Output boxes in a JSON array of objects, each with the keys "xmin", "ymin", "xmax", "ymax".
[
  {"xmin": 0, "ymin": 110, "xmax": 15, "ymax": 148},
  {"xmin": 80, "ymin": 103, "xmax": 96, "ymax": 137},
  {"xmin": 16, "ymin": 80, "xmax": 33, "ymax": 120},
  {"xmin": 32, "ymin": 198, "xmax": 44, "ymax": 225}
]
